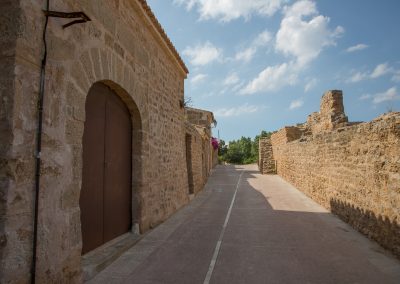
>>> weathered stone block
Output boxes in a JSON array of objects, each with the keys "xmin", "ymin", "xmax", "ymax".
[
  {"xmin": 90, "ymin": 48, "xmax": 102, "ymax": 79},
  {"xmin": 48, "ymin": 33, "xmax": 76, "ymax": 61},
  {"xmin": 259, "ymin": 137, "xmax": 275, "ymax": 174}
]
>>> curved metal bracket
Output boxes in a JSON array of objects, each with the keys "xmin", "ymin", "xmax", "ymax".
[{"xmin": 43, "ymin": 10, "xmax": 91, "ymax": 29}]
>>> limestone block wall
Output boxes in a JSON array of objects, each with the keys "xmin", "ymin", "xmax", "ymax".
[
  {"xmin": 192, "ymin": 135, "xmax": 206, "ymax": 195},
  {"xmin": 270, "ymin": 127, "xmax": 303, "ymax": 146},
  {"xmin": 186, "ymin": 107, "xmax": 215, "ymax": 130},
  {"xmin": 203, "ymin": 136, "xmax": 211, "ymax": 179},
  {"xmin": 185, "ymin": 107, "xmax": 217, "ymax": 178},
  {"xmin": 271, "ymin": 112, "xmax": 400, "ymax": 258},
  {"xmin": 258, "ymin": 138, "xmax": 275, "ymax": 174},
  {"xmin": 0, "ymin": 0, "xmax": 192, "ymax": 282},
  {"xmin": 185, "ymin": 123, "xmax": 206, "ymax": 195}
]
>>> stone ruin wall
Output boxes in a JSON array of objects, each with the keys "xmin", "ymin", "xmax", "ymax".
[
  {"xmin": 268, "ymin": 90, "xmax": 400, "ymax": 258},
  {"xmin": 306, "ymin": 90, "xmax": 349, "ymax": 134},
  {"xmin": 271, "ymin": 126, "xmax": 303, "ymax": 145},
  {"xmin": 258, "ymin": 138, "xmax": 275, "ymax": 174}
]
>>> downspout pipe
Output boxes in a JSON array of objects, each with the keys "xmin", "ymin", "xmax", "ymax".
[{"xmin": 32, "ymin": 0, "xmax": 49, "ymax": 283}]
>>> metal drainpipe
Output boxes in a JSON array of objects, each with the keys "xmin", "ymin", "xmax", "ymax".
[{"xmin": 31, "ymin": 0, "xmax": 50, "ymax": 283}]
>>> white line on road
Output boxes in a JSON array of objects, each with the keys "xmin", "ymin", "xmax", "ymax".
[{"xmin": 203, "ymin": 170, "xmax": 244, "ymax": 284}]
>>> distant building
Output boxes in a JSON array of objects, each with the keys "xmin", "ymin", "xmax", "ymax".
[{"xmin": 185, "ymin": 107, "xmax": 218, "ymax": 196}]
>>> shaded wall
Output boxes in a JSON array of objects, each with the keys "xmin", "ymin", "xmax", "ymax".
[
  {"xmin": 185, "ymin": 123, "xmax": 206, "ymax": 195},
  {"xmin": 0, "ymin": 0, "xmax": 189, "ymax": 282}
]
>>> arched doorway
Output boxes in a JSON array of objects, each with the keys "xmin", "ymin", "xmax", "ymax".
[{"xmin": 80, "ymin": 83, "xmax": 132, "ymax": 254}]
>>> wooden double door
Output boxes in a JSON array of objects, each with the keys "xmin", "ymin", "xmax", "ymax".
[{"xmin": 80, "ymin": 83, "xmax": 132, "ymax": 254}]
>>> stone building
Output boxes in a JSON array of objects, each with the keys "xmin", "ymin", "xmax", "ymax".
[
  {"xmin": 185, "ymin": 107, "xmax": 218, "ymax": 196},
  {"xmin": 259, "ymin": 90, "xmax": 400, "ymax": 259},
  {"xmin": 0, "ymin": 0, "xmax": 215, "ymax": 282}
]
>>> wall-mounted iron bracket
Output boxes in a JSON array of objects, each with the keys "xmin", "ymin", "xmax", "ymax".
[{"xmin": 43, "ymin": 10, "xmax": 91, "ymax": 29}]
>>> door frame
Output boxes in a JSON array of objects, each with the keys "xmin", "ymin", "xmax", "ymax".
[{"xmin": 80, "ymin": 81, "xmax": 143, "ymax": 255}]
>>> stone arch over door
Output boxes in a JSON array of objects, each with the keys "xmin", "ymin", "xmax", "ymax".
[{"xmin": 80, "ymin": 81, "xmax": 142, "ymax": 254}]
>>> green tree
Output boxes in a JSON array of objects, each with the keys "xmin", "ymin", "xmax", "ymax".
[
  {"xmin": 218, "ymin": 139, "xmax": 228, "ymax": 161},
  {"xmin": 219, "ymin": 131, "xmax": 272, "ymax": 165},
  {"xmin": 252, "ymin": 131, "xmax": 272, "ymax": 162}
]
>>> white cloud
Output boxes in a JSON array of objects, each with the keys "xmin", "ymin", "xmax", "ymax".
[
  {"xmin": 347, "ymin": 72, "xmax": 368, "ymax": 83},
  {"xmin": 347, "ymin": 63, "xmax": 396, "ymax": 83},
  {"xmin": 254, "ymin": 30, "xmax": 272, "ymax": 47},
  {"xmin": 214, "ymin": 103, "xmax": 264, "ymax": 117},
  {"xmin": 304, "ymin": 78, "xmax": 317, "ymax": 92},
  {"xmin": 174, "ymin": 0, "xmax": 284, "ymax": 22},
  {"xmin": 223, "ymin": 73, "xmax": 240, "ymax": 86},
  {"xmin": 238, "ymin": 1, "xmax": 343, "ymax": 95},
  {"xmin": 370, "ymin": 63, "xmax": 391, "ymax": 79},
  {"xmin": 231, "ymin": 82, "xmax": 245, "ymax": 92},
  {"xmin": 240, "ymin": 62, "xmax": 298, "ymax": 95},
  {"xmin": 235, "ymin": 47, "xmax": 257, "ymax": 63},
  {"xmin": 235, "ymin": 30, "xmax": 272, "ymax": 63},
  {"xmin": 289, "ymin": 99, "xmax": 304, "ymax": 110},
  {"xmin": 359, "ymin": 94, "xmax": 372, "ymax": 100},
  {"xmin": 392, "ymin": 71, "xmax": 400, "ymax": 82},
  {"xmin": 346, "ymin": 44, "xmax": 368, "ymax": 53},
  {"xmin": 183, "ymin": 41, "xmax": 222, "ymax": 66},
  {"xmin": 275, "ymin": 0, "xmax": 344, "ymax": 67},
  {"xmin": 372, "ymin": 87, "xmax": 399, "ymax": 104},
  {"xmin": 190, "ymin": 73, "xmax": 208, "ymax": 84}
]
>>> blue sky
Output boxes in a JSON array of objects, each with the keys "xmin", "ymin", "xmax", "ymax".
[{"xmin": 147, "ymin": 0, "xmax": 400, "ymax": 142}]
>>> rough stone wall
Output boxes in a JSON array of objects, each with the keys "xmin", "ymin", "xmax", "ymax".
[
  {"xmin": 185, "ymin": 107, "xmax": 216, "ymax": 178},
  {"xmin": 0, "ymin": 0, "xmax": 25, "ymax": 282},
  {"xmin": 185, "ymin": 123, "xmax": 205, "ymax": 195},
  {"xmin": 258, "ymin": 138, "xmax": 275, "ymax": 174},
  {"xmin": 0, "ymin": 0, "xmax": 191, "ymax": 282},
  {"xmin": 195, "ymin": 127, "xmax": 212, "ymax": 183},
  {"xmin": 186, "ymin": 107, "xmax": 215, "ymax": 131},
  {"xmin": 270, "ymin": 127, "xmax": 303, "ymax": 146},
  {"xmin": 305, "ymin": 90, "xmax": 349, "ymax": 134},
  {"xmin": 269, "ymin": 91, "xmax": 400, "ymax": 258},
  {"xmin": 1, "ymin": 1, "xmax": 39, "ymax": 282}
]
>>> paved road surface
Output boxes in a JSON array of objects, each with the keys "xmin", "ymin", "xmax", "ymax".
[{"xmin": 88, "ymin": 164, "xmax": 400, "ymax": 283}]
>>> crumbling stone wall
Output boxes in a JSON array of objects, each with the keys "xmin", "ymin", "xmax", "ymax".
[
  {"xmin": 0, "ymin": 0, "xmax": 197, "ymax": 282},
  {"xmin": 270, "ymin": 127, "xmax": 303, "ymax": 145},
  {"xmin": 305, "ymin": 90, "xmax": 348, "ymax": 134},
  {"xmin": 258, "ymin": 138, "xmax": 275, "ymax": 174},
  {"xmin": 268, "ymin": 90, "xmax": 400, "ymax": 258}
]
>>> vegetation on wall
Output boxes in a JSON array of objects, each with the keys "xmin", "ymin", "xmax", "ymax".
[{"xmin": 218, "ymin": 131, "xmax": 272, "ymax": 164}]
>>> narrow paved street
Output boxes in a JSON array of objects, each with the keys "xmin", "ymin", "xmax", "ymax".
[{"xmin": 89, "ymin": 165, "xmax": 400, "ymax": 284}]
